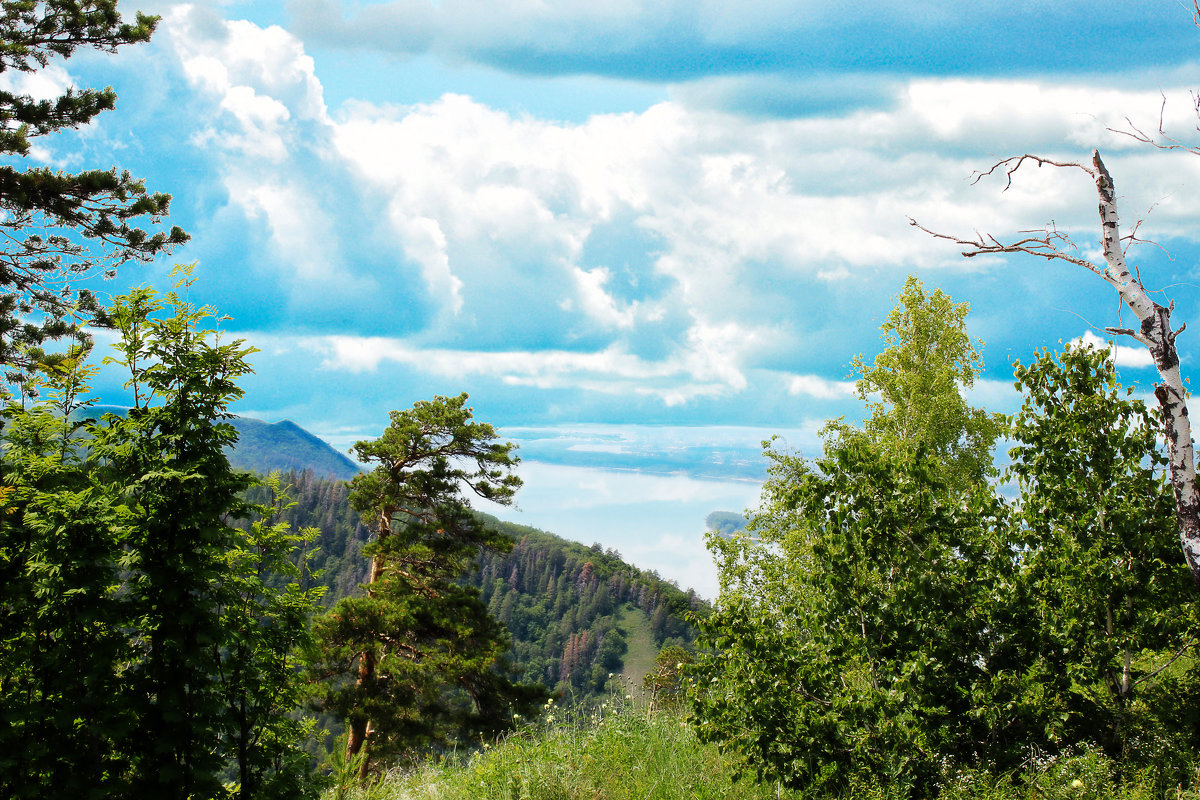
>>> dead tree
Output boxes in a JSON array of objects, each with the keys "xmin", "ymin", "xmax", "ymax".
[{"xmin": 910, "ymin": 149, "xmax": 1200, "ymax": 586}]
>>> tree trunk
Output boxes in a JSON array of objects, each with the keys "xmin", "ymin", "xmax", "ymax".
[
  {"xmin": 345, "ymin": 516, "xmax": 390, "ymax": 771},
  {"xmin": 1090, "ymin": 150, "xmax": 1200, "ymax": 586}
]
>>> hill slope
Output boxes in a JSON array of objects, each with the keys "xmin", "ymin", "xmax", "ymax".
[
  {"xmin": 225, "ymin": 416, "xmax": 361, "ymax": 481},
  {"xmin": 73, "ymin": 405, "xmax": 361, "ymax": 481},
  {"xmin": 261, "ymin": 470, "xmax": 705, "ymax": 704}
]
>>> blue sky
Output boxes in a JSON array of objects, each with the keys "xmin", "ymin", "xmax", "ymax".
[{"xmin": 13, "ymin": 0, "xmax": 1200, "ymax": 595}]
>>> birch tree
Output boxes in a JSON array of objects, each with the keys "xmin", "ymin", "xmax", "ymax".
[{"xmin": 911, "ymin": 150, "xmax": 1200, "ymax": 586}]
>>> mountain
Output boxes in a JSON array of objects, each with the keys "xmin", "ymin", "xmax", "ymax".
[
  {"xmin": 254, "ymin": 470, "xmax": 706, "ymax": 705},
  {"xmin": 225, "ymin": 416, "xmax": 361, "ymax": 481},
  {"xmin": 71, "ymin": 408, "xmax": 701, "ymax": 701},
  {"xmin": 74, "ymin": 405, "xmax": 362, "ymax": 481}
]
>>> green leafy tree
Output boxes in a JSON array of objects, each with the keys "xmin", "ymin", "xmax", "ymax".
[
  {"xmin": 215, "ymin": 472, "xmax": 326, "ymax": 800},
  {"xmin": 86, "ymin": 267, "xmax": 258, "ymax": 797},
  {"xmin": 693, "ymin": 279, "xmax": 1007, "ymax": 793},
  {"xmin": 310, "ymin": 393, "xmax": 544, "ymax": 777},
  {"xmin": 0, "ymin": 0, "xmax": 187, "ymax": 388},
  {"xmin": 644, "ymin": 644, "xmax": 695, "ymax": 709},
  {"xmin": 693, "ymin": 440, "xmax": 1005, "ymax": 795},
  {"xmin": 835, "ymin": 275, "xmax": 1004, "ymax": 490},
  {"xmin": 0, "ymin": 330, "xmax": 137, "ymax": 798},
  {"xmin": 987, "ymin": 343, "xmax": 1200, "ymax": 774},
  {"xmin": 693, "ymin": 330, "xmax": 1200, "ymax": 793}
]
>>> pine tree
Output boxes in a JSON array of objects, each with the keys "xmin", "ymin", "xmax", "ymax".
[
  {"xmin": 310, "ymin": 393, "xmax": 544, "ymax": 777},
  {"xmin": 0, "ymin": 0, "xmax": 187, "ymax": 388}
]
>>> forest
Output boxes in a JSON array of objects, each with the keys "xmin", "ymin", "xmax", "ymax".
[{"xmin": 5, "ymin": 2, "xmax": 1200, "ymax": 800}]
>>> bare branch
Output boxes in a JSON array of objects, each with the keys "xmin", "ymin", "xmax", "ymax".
[
  {"xmin": 970, "ymin": 154, "xmax": 1092, "ymax": 189},
  {"xmin": 1104, "ymin": 326, "xmax": 1154, "ymax": 347},
  {"xmin": 915, "ymin": 147, "xmax": 1200, "ymax": 587},
  {"xmin": 907, "ymin": 217, "xmax": 1104, "ymax": 275},
  {"xmin": 1109, "ymin": 88, "xmax": 1200, "ymax": 155},
  {"xmin": 1132, "ymin": 638, "xmax": 1198, "ymax": 689}
]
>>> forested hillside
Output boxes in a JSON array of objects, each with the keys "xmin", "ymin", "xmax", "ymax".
[{"xmin": 254, "ymin": 471, "xmax": 704, "ymax": 703}]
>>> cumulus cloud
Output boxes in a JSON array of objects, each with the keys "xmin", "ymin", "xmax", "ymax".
[
  {"xmin": 788, "ymin": 374, "xmax": 856, "ymax": 400},
  {"xmin": 1076, "ymin": 331, "xmax": 1156, "ymax": 369},
  {"xmin": 145, "ymin": 9, "xmax": 1200, "ymax": 416},
  {"xmin": 170, "ymin": 8, "xmax": 328, "ymax": 160},
  {"xmin": 0, "ymin": 63, "xmax": 74, "ymax": 102}
]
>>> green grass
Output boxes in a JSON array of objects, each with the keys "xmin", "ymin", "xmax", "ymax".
[
  {"xmin": 616, "ymin": 603, "xmax": 658, "ymax": 699},
  {"xmin": 330, "ymin": 694, "xmax": 794, "ymax": 800},
  {"xmin": 324, "ymin": 699, "xmax": 1200, "ymax": 800}
]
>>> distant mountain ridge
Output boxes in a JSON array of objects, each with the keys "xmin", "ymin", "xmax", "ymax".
[{"xmin": 74, "ymin": 405, "xmax": 362, "ymax": 482}]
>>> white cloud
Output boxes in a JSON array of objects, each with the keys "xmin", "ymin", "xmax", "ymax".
[
  {"xmin": 571, "ymin": 266, "xmax": 637, "ymax": 329},
  {"xmin": 169, "ymin": 9, "xmax": 327, "ymax": 161},
  {"xmin": 1076, "ymin": 330, "xmax": 1156, "ymax": 369},
  {"xmin": 0, "ymin": 63, "xmax": 73, "ymax": 102},
  {"xmin": 223, "ymin": 176, "xmax": 338, "ymax": 282},
  {"xmin": 390, "ymin": 214, "xmax": 464, "ymax": 315},
  {"xmin": 788, "ymin": 374, "xmax": 856, "ymax": 400},
  {"xmin": 147, "ymin": 12, "xmax": 1200, "ymax": 410},
  {"xmin": 304, "ymin": 334, "xmax": 742, "ymax": 404}
]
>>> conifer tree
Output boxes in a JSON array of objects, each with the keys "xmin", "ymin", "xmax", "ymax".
[
  {"xmin": 310, "ymin": 393, "xmax": 544, "ymax": 777},
  {"xmin": 0, "ymin": 0, "xmax": 187, "ymax": 387},
  {"xmin": 0, "ymin": 269, "xmax": 323, "ymax": 798}
]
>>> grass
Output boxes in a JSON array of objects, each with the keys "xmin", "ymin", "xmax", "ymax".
[
  {"xmin": 324, "ymin": 693, "xmax": 1200, "ymax": 800},
  {"xmin": 616, "ymin": 603, "xmax": 658, "ymax": 699},
  {"xmin": 330, "ymin": 689, "xmax": 794, "ymax": 800}
]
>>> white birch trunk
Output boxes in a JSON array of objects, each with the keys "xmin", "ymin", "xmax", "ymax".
[{"xmin": 1090, "ymin": 150, "xmax": 1200, "ymax": 586}]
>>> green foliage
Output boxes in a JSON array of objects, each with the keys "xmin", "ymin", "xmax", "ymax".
[
  {"xmin": 309, "ymin": 394, "xmax": 546, "ymax": 773},
  {"xmin": 472, "ymin": 520, "xmax": 702, "ymax": 702},
  {"xmin": 334, "ymin": 706, "xmax": 1200, "ymax": 800},
  {"xmin": 0, "ymin": 330, "xmax": 135, "ymax": 798},
  {"xmin": 0, "ymin": 0, "xmax": 187, "ymax": 387},
  {"xmin": 643, "ymin": 645, "xmax": 695, "ymax": 709},
  {"xmin": 216, "ymin": 471, "xmax": 327, "ymax": 800},
  {"xmin": 264, "ymin": 471, "xmax": 702, "ymax": 711},
  {"xmin": 693, "ymin": 439, "xmax": 1004, "ymax": 795},
  {"xmin": 986, "ymin": 345, "xmax": 1200, "ymax": 775},
  {"xmin": 86, "ymin": 267, "xmax": 261, "ymax": 797},
  {"xmin": 0, "ymin": 269, "xmax": 322, "ymax": 798},
  {"xmin": 838, "ymin": 275, "xmax": 1004, "ymax": 490},
  {"xmin": 693, "ymin": 333, "xmax": 1200, "ymax": 797}
]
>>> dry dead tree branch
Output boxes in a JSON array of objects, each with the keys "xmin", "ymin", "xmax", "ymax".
[
  {"xmin": 969, "ymin": 154, "xmax": 1090, "ymax": 189},
  {"xmin": 907, "ymin": 217, "xmax": 1102, "ymax": 275}
]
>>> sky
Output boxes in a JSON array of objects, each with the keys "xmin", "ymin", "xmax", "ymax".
[{"xmin": 11, "ymin": 0, "xmax": 1200, "ymax": 596}]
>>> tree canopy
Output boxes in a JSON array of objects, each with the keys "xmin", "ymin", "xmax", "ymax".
[
  {"xmin": 310, "ymin": 393, "xmax": 544, "ymax": 777},
  {"xmin": 832, "ymin": 275, "xmax": 1004, "ymax": 491},
  {"xmin": 692, "ymin": 284, "xmax": 1200, "ymax": 795}
]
